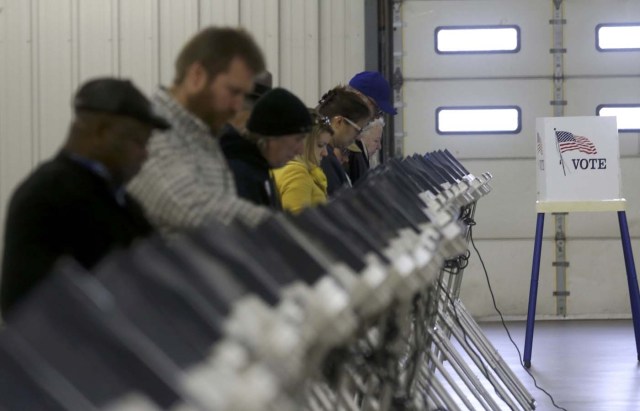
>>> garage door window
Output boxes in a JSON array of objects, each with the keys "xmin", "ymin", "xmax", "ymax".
[
  {"xmin": 597, "ymin": 105, "xmax": 640, "ymax": 132},
  {"xmin": 435, "ymin": 25, "xmax": 520, "ymax": 54},
  {"xmin": 596, "ymin": 23, "xmax": 640, "ymax": 51},
  {"xmin": 436, "ymin": 106, "xmax": 522, "ymax": 135}
]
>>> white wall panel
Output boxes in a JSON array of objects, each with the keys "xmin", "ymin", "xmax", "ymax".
[
  {"xmin": 0, "ymin": 0, "xmax": 5, "ymax": 206},
  {"xmin": 344, "ymin": 0, "xmax": 365, "ymax": 84},
  {"xmin": 0, "ymin": 0, "xmax": 5, "ymax": 269},
  {"xmin": 240, "ymin": 0, "xmax": 280, "ymax": 86},
  {"xmin": 35, "ymin": 0, "xmax": 74, "ymax": 160},
  {"xmin": 120, "ymin": 0, "xmax": 160, "ymax": 94},
  {"xmin": 280, "ymin": 0, "xmax": 319, "ymax": 106},
  {"xmin": 320, "ymin": 0, "xmax": 345, "ymax": 92},
  {"xmin": 564, "ymin": 0, "xmax": 640, "ymax": 77},
  {"xmin": 200, "ymin": 0, "xmax": 240, "ymax": 26},
  {"xmin": 110, "ymin": 0, "xmax": 121, "ymax": 76},
  {"xmin": 403, "ymin": 0, "xmax": 552, "ymax": 79},
  {"xmin": 403, "ymin": 79, "xmax": 553, "ymax": 159},
  {"xmin": 75, "ymin": 0, "xmax": 115, "ymax": 82},
  {"xmin": 320, "ymin": 0, "xmax": 365, "ymax": 94},
  {"xmin": 0, "ymin": 0, "xmax": 35, "ymax": 238},
  {"xmin": 158, "ymin": 0, "xmax": 199, "ymax": 86}
]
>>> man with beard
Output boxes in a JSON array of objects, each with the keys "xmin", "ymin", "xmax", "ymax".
[{"xmin": 127, "ymin": 27, "xmax": 271, "ymax": 236}]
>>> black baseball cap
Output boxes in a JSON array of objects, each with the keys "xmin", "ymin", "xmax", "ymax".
[{"xmin": 73, "ymin": 78, "xmax": 171, "ymax": 130}]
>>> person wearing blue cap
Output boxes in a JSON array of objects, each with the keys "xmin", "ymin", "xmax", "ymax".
[
  {"xmin": 348, "ymin": 71, "xmax": 397, "ymax": 117},
  {"xmin": 344, "ymin": 71, "xmax": 396, "ymax": 180}
]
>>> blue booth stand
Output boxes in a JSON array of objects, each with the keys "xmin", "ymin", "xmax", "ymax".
[{"xmin": 523, "ymin": 200, "xmax": 640, "ymax": 368}]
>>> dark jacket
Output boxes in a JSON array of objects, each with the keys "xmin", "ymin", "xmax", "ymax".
[
  {"xmin": 220, "ymin": 126, "xmax": 281, "ymax": 210},
  {"xmin": 320, "ymin": 144, "xmax": 351, "ymax": 196},
  {"xmin": 0, "ymin": 152, "xmax": 153, "ymax": 316},
  {"xmin": 346, "ymin": 140, "xmax": 369, "ymax": 185}
]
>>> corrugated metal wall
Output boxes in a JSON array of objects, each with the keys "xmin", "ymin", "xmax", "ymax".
[{"xmin": 0, "ymin": 0, "xmax": 365, "ymax": 251}]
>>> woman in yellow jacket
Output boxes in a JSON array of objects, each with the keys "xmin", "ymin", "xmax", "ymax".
[{"xmin": 273, "ymin": 116, "xmax": 333, "ymax": 213}]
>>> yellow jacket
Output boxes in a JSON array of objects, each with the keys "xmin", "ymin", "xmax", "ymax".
[{"xmin": 273, "ymin": 160, "xmax": 328, "ymax": 213}]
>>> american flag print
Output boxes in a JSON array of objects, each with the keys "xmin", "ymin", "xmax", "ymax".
[{"xmin": 555, "ymin": 130, "xmax": 598, "ymax": 155}]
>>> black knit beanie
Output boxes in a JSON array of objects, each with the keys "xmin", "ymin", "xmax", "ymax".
[{"xmin": 246, "ymin": 88, "xmax": 313, "ymax": 137}]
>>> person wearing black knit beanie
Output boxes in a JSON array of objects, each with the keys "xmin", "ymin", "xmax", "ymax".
[{"xmin": 222, "ymin": 87, "xmax": 312, "ymax": 209}]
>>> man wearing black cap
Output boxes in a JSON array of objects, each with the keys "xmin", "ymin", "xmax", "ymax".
[
  {"xmin": 221, "ymin": 88, "xmax": 312, "ymax": 208},
  {"xmin": 0, "ymin": 77, "xmax": 169, "ymax": 317}
]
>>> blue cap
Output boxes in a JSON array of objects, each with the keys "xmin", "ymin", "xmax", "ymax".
[{"xmin": 348, "ymin": 71, "xmax": 397, "ymax": 115}]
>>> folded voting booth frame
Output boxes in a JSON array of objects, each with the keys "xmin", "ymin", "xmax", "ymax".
[
  {"xmin": 1, "ymin": 150, "xmax": 536, "ymax": 411},
  {"xmin": 525, "ymin": 116, "xmax": 640, "ymax": 368}
]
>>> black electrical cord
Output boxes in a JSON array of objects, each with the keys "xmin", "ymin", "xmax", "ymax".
[
  {"xmin": 468, "ymin": 223, "xmax": 569, "ymax": 411},
  {"xmin": 443, "ymin": 250, "xmax": 471, "ymax": 274}
]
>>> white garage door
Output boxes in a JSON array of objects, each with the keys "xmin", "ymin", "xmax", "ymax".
[{"xmin": 398, "ymin": 0, "xmax": 640, "ymax": 317}]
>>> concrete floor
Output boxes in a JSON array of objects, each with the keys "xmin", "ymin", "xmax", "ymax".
[{"xmin": 478, "ymin": 319, "xmax": 640, "ymax": 411}]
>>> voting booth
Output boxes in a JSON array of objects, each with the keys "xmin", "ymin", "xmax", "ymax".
[
  {"xmin": 525, "ymin": 116, "xmax": 640, "ymax": 367},
  {"xmin": 536, "ymin": 116, "xmax": 623, "ymax": 209}
]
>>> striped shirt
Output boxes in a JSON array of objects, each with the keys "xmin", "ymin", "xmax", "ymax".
[{"xmin": 127, "ymin": 87, "xmax": 271, "ymax": 237}]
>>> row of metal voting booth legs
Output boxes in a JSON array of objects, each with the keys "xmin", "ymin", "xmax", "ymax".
[{"xmin": 0, "ymin": 150, "xmax": 537, "ymax": 411}]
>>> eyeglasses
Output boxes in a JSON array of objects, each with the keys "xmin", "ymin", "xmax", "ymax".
[{"xmin": 342, "ymin": 117, "xmax": 363, "ymax": 137}]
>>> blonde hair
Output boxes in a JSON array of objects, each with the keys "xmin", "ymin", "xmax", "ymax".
[
  {"xmin": 296, "ymin": 126, "xmax": 321, "ymax": 168},
  {"xmin": 293, "ymin": 110, "xmax": 332, "ymax": 168}
]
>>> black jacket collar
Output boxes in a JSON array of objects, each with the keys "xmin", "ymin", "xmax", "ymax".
[{"xmin": 219, "ymin": 125, "xmax": 270, "ymax": 171}]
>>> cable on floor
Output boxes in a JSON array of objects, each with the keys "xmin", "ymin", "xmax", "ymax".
[{"xmin": 468, "ymin": 222, "xmax": 568, "ymax": 411}]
